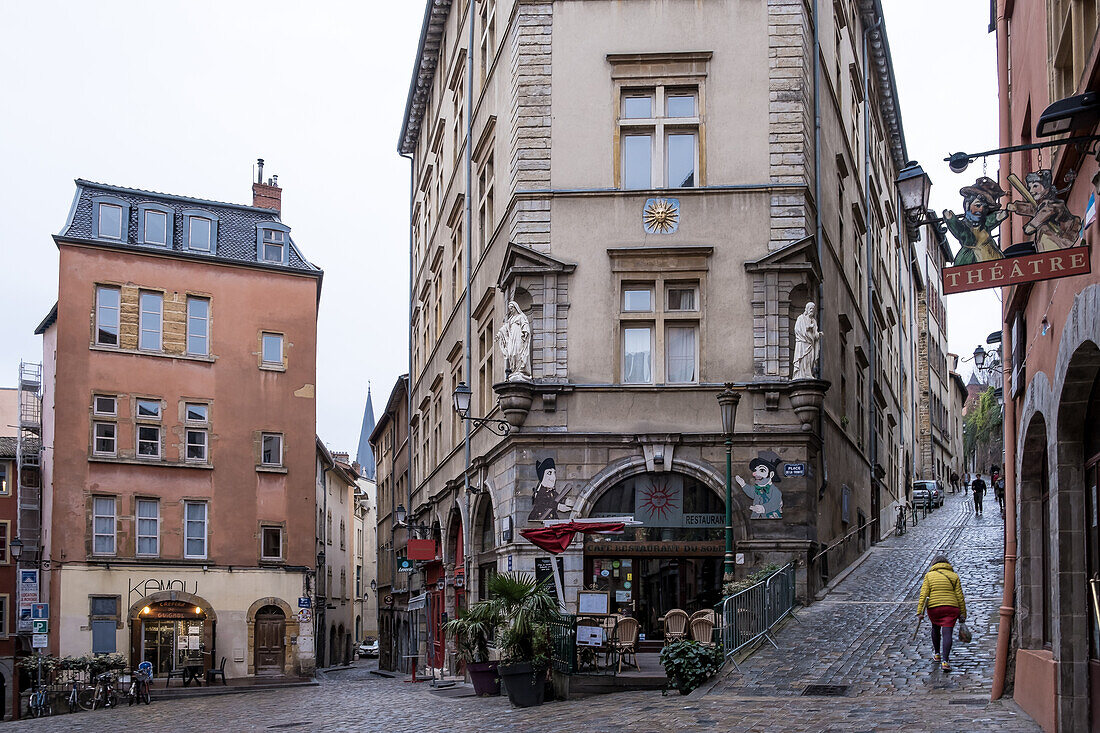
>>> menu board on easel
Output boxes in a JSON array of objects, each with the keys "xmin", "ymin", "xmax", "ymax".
[{"xmin": 577, "ymin": 590, "xmax": 610, "ymax": 616}]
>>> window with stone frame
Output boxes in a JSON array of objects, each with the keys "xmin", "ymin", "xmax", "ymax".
[
  {"xmin": 432, "ymin": 385, "xmax": 443, "ymax": 468},
  {"xmin": 449, "ymin": 358, "xmax": 463, "ymax": 446},
  {"xmin": 453, "ymin": 69, "xmax": 465, "ymax": 166},
  {"xmin": 479, "ymin": 0, "xmax": 496, "ymax": 87},
  {"xmin": 135, "ymin": 398, "xmax": 162, "ymax": 459},
  {"xmin": 1049, "ymin": 0, "xmax": 1099, "ymax": 101},
  {"xmin": 477, "ymin": 153, "xmax": 495, "ymax": 257},
  {"xmin": 618, "ymin": 85, "xmax": 701, "ymax": 189},
  {"xmin": 477, "ymin": 316, "xmax": 495, "ymax": 414},
  {"xmin": 618, "ymin": 279, "xmax": 700, "ymax": 384},
  {"xmin": 450, "ymin": 218, "xmax": 464, "ymax": 311}
]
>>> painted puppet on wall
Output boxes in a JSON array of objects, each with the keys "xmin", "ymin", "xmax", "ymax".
[
  {"xmin": 1005, "ymin": 170, "xmax": 1082, "ymax": 252},
  {"xmin": 528, "ymin": 458, "xmax": 576, "ymax": 522},
  {"xmin": 734, "ymin": 452, "xmax": 783, "ymax": 519},
  {"xmin": 943, "ymin": 177, "xmax": 1010, "ymax": 265}
]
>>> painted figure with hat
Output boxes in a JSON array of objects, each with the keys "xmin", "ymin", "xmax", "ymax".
[
  {"xmin": 528, "ymin": 457, "xmax": 576, "ymax": 522},
  {"xmin": 943, "ymin": 176, "xmax": 1010, "ymax": 265},
  {"xmin": 1005, "ymin": 169, "xmax": 1082, "ymax": 252},
  {"xmin": 734, "ymin": 452, "xmax": 783, "ymax": 519}
]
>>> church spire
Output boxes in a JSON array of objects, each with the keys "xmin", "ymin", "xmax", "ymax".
[{"xmin": 356, "ymin": 384, "xmax": 376, "ymax": 480}]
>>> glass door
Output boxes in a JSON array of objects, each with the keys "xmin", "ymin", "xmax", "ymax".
[{"xmin": 142, "ymin": 620, "xmax": 175, "ymax": 676}]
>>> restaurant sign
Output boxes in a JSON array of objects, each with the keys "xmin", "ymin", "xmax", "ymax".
[
  {"xmin": 941, "ymin": 172, "xmax": 1091, "ymax": 294},
  {"xmin": 583, "ymin": 540, "xmax": 724, "ymax": 557}
]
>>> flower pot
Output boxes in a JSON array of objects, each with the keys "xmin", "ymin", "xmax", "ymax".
[
  {"xmin": 467, "ymin": 661, "xmax": 501, "ymax": 696},
  {"xmin": 497, "ymin": 661, "xmax": 545, "ymax": 707}
]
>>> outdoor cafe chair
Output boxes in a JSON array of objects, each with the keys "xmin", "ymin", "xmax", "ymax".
[
  {"xmin": 662, "ymin": 609, "xmax": 689, "ymax": 643},
  {"xmin": 690, "ymin": 616, "xmax": 716, "ymax": 647},
  {"xmin": 607, "ymin": 617, "xmax": 639, "ymax": 673}
]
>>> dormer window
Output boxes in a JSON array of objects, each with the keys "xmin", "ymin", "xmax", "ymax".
[
  {"xmin": 256, "ymin": 223, "xmax": 291, "ymax": 265},
  {"xmin": 136, "ymin": 203, "xmax": 173, "ymax": 247},
  {"xmin": 262, "ymin": 229, "xmax": 285, "ymax": 262},
  {"xmin": 182, "ymin": 209, "xmax": 219, "ymax": 253},
  {"xmin": 91, "ymin": 195, "xmax": 130, "ymax": 241}
]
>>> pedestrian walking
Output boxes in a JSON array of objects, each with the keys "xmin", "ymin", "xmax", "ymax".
[
  {"xmin": 963, "ymin": 472, "xmax": 970, "ymax": 495},
  {"xmin": 950, "ymin": 471, "xmax": 959, "ymax": 494},
  {"xmin": 994, "ymin": 473, "xmax": 1006, "ymax": 516},
  {"xmin": 916, "ymin": 555, "xmax": 967, "ymax": 672},
  {"xmin": 972, "ymin": 475, "xmax": 987, "ymax": 515}
]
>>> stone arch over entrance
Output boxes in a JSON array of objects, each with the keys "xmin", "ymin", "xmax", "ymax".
[
  {"xmin": 1016, "ymin": 410, "xmax": 1050, "ymax": 650},
  {"xmin": 128, "ymin": 591, "xmax": 218, "ymax": 679},
  {"xmin": 245, "ymin": 597, "xmax": 298, "ymax": 676}
]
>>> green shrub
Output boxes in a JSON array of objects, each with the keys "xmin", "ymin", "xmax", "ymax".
[
  {"xmin": 722, "ymin": 563, "xmax": 782, "ymax": 597},
  {"xmin": 659, "ymin": 640, "xmax": 724, "ymax": 695}
]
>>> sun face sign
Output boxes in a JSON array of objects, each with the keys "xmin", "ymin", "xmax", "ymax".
[
  {"xmin": 638, "ymin": 478, "xmax": 680, "ymax": 521},
  {"xmin": 643, "ymin": 198, "xmax": 680, "ymax": 234}
]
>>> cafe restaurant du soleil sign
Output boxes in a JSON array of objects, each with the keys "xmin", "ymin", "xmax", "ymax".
[
  {"xmin": 941, "ymin": 172, "xmax": 1091, "ymax": 294},
  {"xmin": 583, "ymin": 540, "xmax": 724, "ymax": 557}
]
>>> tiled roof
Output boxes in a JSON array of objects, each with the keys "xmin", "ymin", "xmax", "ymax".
[
  {"xmin": 0, "ymin": 436, "xmax": 39, "ymax": 460},
  {"xmin": 58, "ymin": 180, "xmax": 321, "ymax": 274}
]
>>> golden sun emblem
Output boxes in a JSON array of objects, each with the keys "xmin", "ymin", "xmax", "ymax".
[{"xmin": 644, "ymin": 198, "xmax": 679, "ymax": 233}]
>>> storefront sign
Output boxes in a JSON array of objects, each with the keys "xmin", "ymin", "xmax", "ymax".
[
  {"xmin": 633, "ymin": 475, "xmax": 683, "ymax": 527},
  {"xmin": 940, "ymin": 172, "xmax": 1090, "ymax": 294},
  {"xmin": 942, "ymin": 246, "xmax": 1090, "ymax": 294},
  {"xmin": 127, "ymin": 577, "xmax": 198, "ymax": 603},
  {"xmin": 397, "ymin": 559, "xmax": 414, "ymax": 573},
  {"xmin": 584, "ymin": 540, "xmax": 724, "ymax": 557},
  {"xmin": 407, "ymin": 539, "xmax": 436, "ymax": 561}
]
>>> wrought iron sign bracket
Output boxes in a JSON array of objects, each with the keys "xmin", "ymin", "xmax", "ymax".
[
  {"xmin": 459, "ymin": 414, "xmax": 511, "ymax": 436},
  {"xmin": 945, "ymin": 134, "xmax": 1100, "ymax": 174}
]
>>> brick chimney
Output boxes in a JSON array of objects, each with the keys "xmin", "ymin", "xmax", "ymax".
[
  {"xmin": 252, "ymin": 158, "xmax": 282, "ymax": 212},
  {"xmin": 332, "ymin": 451, "xmax": 350, "ymax": 464}
]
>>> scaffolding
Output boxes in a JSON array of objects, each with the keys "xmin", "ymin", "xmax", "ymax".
[{"xmin": 16, "ymin": 361, "xmax": 43, "ymax": 560}]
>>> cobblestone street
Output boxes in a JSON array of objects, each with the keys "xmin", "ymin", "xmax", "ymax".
[{"xmin": 6, "ymin": 492, "xmax": 1037, "ymax": 732}]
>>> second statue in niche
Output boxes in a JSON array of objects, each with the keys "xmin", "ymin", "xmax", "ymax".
[
  {"xmin": 496, "ymin": 300, "xmax": 532, "ymax": 381},
  {"xmin": 792, "ymin": 302, "xmax": 821, "ymax": 380}
]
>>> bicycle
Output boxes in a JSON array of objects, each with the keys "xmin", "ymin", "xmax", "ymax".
[
  {"xmin": 28, "ymin": 685, "xmax": 51, "ymax": 718},
  {"xmin": 67, "ymin": 678, "xmax": 92, "ymax": 713},
  {"xmin": 128, "ymin": 662, "xmax": 152, "ymax": 706},
  {"xmin": 82, "ymin": 671, "xmax": 119, "ymax": 710},
  {"xmin": 894, "ymin": 504, "xmax": 907, "ymax": 537}
]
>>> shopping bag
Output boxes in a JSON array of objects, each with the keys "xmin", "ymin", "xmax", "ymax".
[{"xmin": 957, "ymin": 621, "xmax": 972, "ymax": 643}]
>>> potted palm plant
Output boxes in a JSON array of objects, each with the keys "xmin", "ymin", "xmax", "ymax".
[
  {"xmin": 484, "ymin": 572, "xmax": 557, "ymax": 708},
  {"xmin": 443, "ymin": 603, "xmax": 501, "ymax": 696}
]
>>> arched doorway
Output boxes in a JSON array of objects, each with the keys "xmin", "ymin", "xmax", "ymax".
[
  {"xmin": 474, "ymin": 498, "xmax": 497, "ymax": 602},
  {"xmin": 583, "ymin": 470, "xmax": 737, "ymax": 637},
  {"xmin": 253, "ymin": 605, "xmax": 286, "ymax": 676},
  {"xmin": 128, "ymin": 593, "xmax": 217, "ymax": 678}
]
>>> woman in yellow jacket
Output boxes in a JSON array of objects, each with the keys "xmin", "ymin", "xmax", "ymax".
[{"xmin": 916, "ymin": 555, "xmax": 967, "ymax": 671}]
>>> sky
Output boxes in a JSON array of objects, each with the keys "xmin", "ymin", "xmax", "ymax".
[{"xmin": 0, "ymin": 1, "xmax": 1000, "ymax": 451}]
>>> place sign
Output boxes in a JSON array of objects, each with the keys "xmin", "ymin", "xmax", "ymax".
[
  {"xmin": 943, "ymin": 245, "xmax": 1090, "ymax": 294},
  {"xmin": 783, "ymin": 463, "xmax": 807, "ymax": 477}
]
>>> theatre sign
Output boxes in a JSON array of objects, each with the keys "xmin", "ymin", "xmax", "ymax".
[{"xmin": 937, "ymin": 171, "xmax": 1091, "ymax": 294}]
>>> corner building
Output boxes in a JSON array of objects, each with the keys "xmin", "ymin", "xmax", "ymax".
[
  {"xmin": 37, "ymin": 175, "xmax": 321, "ymax": 679},
  {"xmin": 394, "ymin": 0, "xmax": 917, "ymax": 660}
]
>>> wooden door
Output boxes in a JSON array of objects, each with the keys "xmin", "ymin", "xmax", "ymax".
[
  {"xmin": 1086, "ymin": 460, "xmax": 1100, "ymax": 732},
  {"xmin": 254, "ymin": 607, "xmax": 286, "ymax": 675}
]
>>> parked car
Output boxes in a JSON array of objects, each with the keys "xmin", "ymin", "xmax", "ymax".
[
  {"xmin": 911, "ymin": 480, "xmax": 944, "ymax": 509},
  {"xmin": 357, "ymin": 639, "xmax": 379, "ymax": 659}
]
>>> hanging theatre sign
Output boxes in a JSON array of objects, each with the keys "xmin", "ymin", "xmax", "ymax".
[{"xmin": 939, "ymin": 171, "xmax": 1090, "ymax": 294}]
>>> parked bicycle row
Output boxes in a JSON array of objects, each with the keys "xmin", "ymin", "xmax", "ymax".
[{"xmin": 19, "ymin": 653, "xmax": 152, "ymax": 718}]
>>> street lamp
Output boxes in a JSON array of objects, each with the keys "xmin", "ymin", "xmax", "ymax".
[
  {"xmin": 451, "ymin": 380, "xmax": 510, "ymax": 436},
  {"xmin": 394, "ymin": 504, "xmax": 407, "ymax": 526},
  {"xmin": 897, "ymin": 161, "xmax": 932, "ymax": 215},
  {"xmin": 10, "ymin": 537, "xmax": 23, "ymax": 561},
  {"xmin": 973, "ymin": 345, "xmax": 986, "ymax": 370},
  {"xmin": 716, "ymin": 383, "xmax": 741, "ymax": 582}
]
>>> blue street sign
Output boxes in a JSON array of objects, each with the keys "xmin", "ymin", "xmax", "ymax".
[
  {"xmin": 783, "ymin": 463, "xmax": 807, "ymax": 477},
  {"xmin": 31, "ymin": 603, "xmax": 48, "ymax": 619},
  {"xmin": 297, "ymin": 597, "xmax": 311, "ymax": 609}
]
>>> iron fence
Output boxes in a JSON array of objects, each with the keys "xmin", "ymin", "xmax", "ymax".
[
  {"xmin": 548, "ymin": 613, "xmax": 577, "ymax": 675},
  {"xmin": 714, "ymin": 562, "xmax": 797, "ymax": 664}
]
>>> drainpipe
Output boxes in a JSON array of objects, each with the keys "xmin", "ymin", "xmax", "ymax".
[
  {"xmin": 991, "ymin": 0, "xmax": 1016, "ymax": 701},
  {"xmin": 462, "ymin": 0, "xmax": 475, "ymax": 602},
  {"xmin": 863, "ymin": 16, "xmax": 883, "ymax": 536},
  {"xmin": 400, "ymin": 146, "xmax": 415, "ymax": 675}
]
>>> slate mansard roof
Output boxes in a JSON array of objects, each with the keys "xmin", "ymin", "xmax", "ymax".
[{"xmin": 57, "ymin": 179, "xmax": 321, "ymax": 275}]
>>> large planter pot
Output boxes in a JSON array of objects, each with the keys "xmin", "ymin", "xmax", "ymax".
[
  {"xmin": 497, "ymin": 661, "xmax": 545, "ymax": 708},
  {"xmin": 467, "ymin": 661, "xmax": 501, "ymax": 696}
]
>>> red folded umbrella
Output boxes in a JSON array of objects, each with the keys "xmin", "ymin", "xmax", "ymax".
[{"xmin": 519, "ymin": 521, "xmax": 625, "ymax": 554}]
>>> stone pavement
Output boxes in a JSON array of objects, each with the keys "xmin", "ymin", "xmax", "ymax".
[{"xmin": 7, "ymin": 492, "xmax": 1037, "ymax": 732}]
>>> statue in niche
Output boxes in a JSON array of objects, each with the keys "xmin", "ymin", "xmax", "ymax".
[
  {"xmin": 792, "ymin": 302, "xmax": 821, "ymax": 380},
  {"xmin": 496, "ymin": 300, "xmax": 532, "ymax": 381}
]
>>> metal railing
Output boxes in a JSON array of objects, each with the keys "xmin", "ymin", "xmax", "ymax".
[
  {"xmin": 715, "ymin": 562, "xmax": 797, "ymax": 665},
  {"xmin": 549, "ymin": 613, "xmax": 577, "ymax": 675}
]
